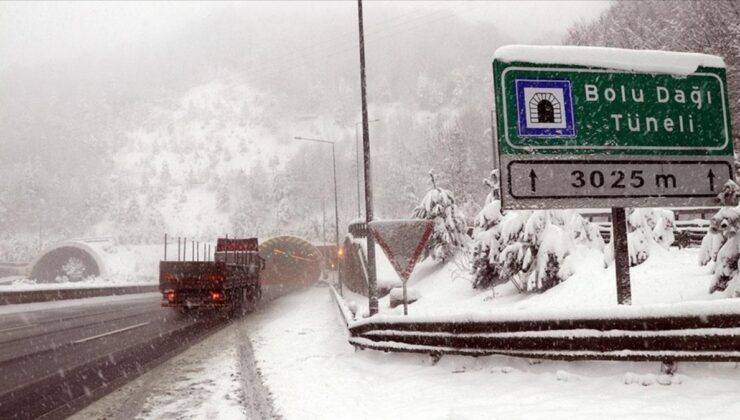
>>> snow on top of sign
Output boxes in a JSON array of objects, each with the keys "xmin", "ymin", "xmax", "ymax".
[{"xmin": 494, "ymin": 45, "xmax": 726, "ymax": 75}]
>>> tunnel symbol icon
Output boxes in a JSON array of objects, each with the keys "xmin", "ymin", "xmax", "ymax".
[{"xmin": 515, "ymin": 79, "xmax": 575, "ymax": 138}]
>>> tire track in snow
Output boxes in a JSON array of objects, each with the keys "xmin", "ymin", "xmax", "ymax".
[{"xmin": 236, "ymin": 321, "xmax": 281, "ymax": 419}]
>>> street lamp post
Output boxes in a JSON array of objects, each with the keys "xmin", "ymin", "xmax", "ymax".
[
  {"xmin": 354, "ymin": 119, "xmax": 378, "ymax": 219},
  {"xmin": 293, "ymin": 136, "xmax": 341, "ymax": 277},
  {"xmin": 357, "ymin": 0, "xmax": 379, "ymax": 316}
]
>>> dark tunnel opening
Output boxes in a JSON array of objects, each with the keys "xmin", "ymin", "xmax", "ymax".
[{"xmin": 29, "ymin": 247, "xmax": 101, "ymax": 282}]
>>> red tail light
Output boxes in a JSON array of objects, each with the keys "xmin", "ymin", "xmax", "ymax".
[
  {"xmin": 208, "ymin": 273, "xmax": 224, "ymax": 282},
  {"xmin": 210, "ymin": 291, "xmax": 224, "ymax": 301},
  {"xmin": 164, "ymin": 290, "xmax": 176, "ymax": 301}
]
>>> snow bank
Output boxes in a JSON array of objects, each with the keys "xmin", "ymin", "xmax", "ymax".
[
  {"xmin": 0, "ymin": 275, "xmax": 155, "ymax": 292},
  {"xmin": 494, "ymin": 45, "xmax": 725, "ymax": 74},
  {"xmin": 351, "ymin": 246, "xmax": 732, "ymax": 324}
]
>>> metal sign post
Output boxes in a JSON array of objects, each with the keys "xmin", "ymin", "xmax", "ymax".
[
  {"xmin": 368, "ymin": 220, "xmax": 434, "ymax": 315},
  {"xmin": 493, "ymin": 46, "xmax": 735, "ymax": 304},
  {"xmin": 611, "ymin": 207, "xmax": 632, "ymax": 304}
]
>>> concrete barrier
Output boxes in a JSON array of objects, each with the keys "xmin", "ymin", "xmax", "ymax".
[{"xmin": 0, "ymin": 285, "xmax": 158, "ymax": 305}]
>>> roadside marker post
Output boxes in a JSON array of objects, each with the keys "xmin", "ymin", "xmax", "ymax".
[
  {"xmin": 493, "ymin": 45, "xmax": 735, "ymax": 304},
  {"xmin": 368, "ymin": 220, "xmax": 434, "ymax": 315}
]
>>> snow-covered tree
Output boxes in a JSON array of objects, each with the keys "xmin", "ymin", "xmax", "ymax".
[
  {"xmin": 604, "ymin": 208, "xmax": 675, "ymax": 267},
  {"xmin": 495, "ymin": 210, "xmax": 604, "ymax": 294},
  {"xmin": 412, "ymin": 170, "xmax": 467, "ymax": 262},
  {"xmin": 216, "ymin": 182, "xmax": 230, "ymax": 211},
  {"xmin": 697, "ymin": 207, "xmax": 740, "ymax": 296},
  {"xmin": 470, "ymin": 171, "xmax": 506, "ymax": 289},
  {"xmin": 699, "ymin": 207, "xmax": 740, "ymax": 265},
  {"xmin": 469, "ymin": 167, "xmax": 608, "ymax": 292},
  {"xmin": 60, "ymin": 257, "xmax": 86, "ymax": 282},
  {"xmin": 122, "ymin": 198, "xmax": 142, "ymax": 225}
]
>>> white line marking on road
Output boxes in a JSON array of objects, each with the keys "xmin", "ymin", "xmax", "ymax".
[
  {"xmin": 0, "ymin": 323, "xmax": 38, "ymax": 333},
  {"xmin": 73, "ymin": 322, "xmax": 150, "ymax": 344}
]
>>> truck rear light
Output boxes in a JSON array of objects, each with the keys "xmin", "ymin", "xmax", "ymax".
[
  {"xmin": 208, "ymin": 273, "xmax": 224, "ymax": 282},
  {"xmin": 164, "ymin": 290, "xmax": 176, "ymax": 301},
  {"xmin": 210, "ymin": 291, "xmax": 224, "ymax": 302}
]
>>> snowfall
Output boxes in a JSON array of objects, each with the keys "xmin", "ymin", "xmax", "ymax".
[{"xmin": 66, "ymin": 242, "xmax": 740, "ymax": 420}]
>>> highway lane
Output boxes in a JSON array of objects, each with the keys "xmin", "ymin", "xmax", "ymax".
[{"xmin": 0, "ymin": 293, "xmax": 229, "ymax": 419}]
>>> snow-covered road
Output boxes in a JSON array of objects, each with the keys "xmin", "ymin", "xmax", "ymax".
[
  {"xmin": 76, "ymin": 286, "xmax": 740, "ymax": 420},
  {"xmin": 73, "ymin": 319, "xmax": 276, "ymax": 420},
  {"xmin": 247, "ymin": 286, "xmax": 740, "ymax": 420}
]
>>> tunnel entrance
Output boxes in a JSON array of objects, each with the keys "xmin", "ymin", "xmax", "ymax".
[
  {"xmin": 260, "ymin": 236, "xmax": 323, "ymax": 299},
  {"xmin": 28, "ymin": 246, "xmax": 101, "ymax": 282}
]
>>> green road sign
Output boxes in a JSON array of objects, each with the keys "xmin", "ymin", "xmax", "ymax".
[{"xmin": 493, "ymin": 46, "xmax": 735, "ymax": 209}]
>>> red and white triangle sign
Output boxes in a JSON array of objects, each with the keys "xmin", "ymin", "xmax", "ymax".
[{"xmin": 368, "ymin": 219, "xmax": 434, "ymax": 282}]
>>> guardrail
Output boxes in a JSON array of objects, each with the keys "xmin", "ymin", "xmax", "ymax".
[
  {"xmin": 340, "ymin": 234, "xmax": 369, "ymax": 296},
  {"xmin": 596, "ymin": 220, "xmax": 710, "ymax": 248},
  {"xmin": 0, "ymin": 285, "xmax": 158, "ymax": 305},
  {"xmin": 329, "ymin": 284, "xmax": 353, "ymax": 327},
  {"xmin": 329, "ymin": 287, "xmax": 740, "ymax": 362}
]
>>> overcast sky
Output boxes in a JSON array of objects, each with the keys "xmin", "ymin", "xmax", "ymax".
[{"xmin": 0, "ymin": 1, "xmax": 610, "ymax": 71}]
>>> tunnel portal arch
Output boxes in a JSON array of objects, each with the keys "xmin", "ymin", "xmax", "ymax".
[
  {"xmin": 28, "ymin": 242, "xmax": 107, "ymax": 282},
  {"xmin": 259, "ymin": 236, "xmax": 324, "ymax": 299}
]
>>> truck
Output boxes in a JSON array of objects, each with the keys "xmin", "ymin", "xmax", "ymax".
[{"xmin": 159, "ymin": 237, "xmax": 264, "ymax": 315}]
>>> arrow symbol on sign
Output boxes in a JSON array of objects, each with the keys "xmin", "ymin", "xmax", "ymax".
[
  {"xmin": 708, "ymin": 169, "xmax": 716, "ymax": 192},
  {"xmin": 529, "ymin": 169, "xmax": 538, "ymax": 193}
]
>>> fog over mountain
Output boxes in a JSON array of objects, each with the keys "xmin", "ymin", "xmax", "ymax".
[{"xmin": 0, "ymin": 2, "xmax": 609, "ymax": 259}]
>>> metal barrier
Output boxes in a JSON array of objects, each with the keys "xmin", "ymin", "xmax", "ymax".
[
  {"xmin": 596, "ymin": 220, "xmax": 710, "ymax": 248},
  {"xmin": 329, "ymin": 284, "xmax": 353, "ymax": 327},
  {"xmin": 340, "ymin": 235, "xmax": 369, "ymax": 296},
  {"xmin": 329, "ymin": 286, "xmax": 740, "ymax": 362}
]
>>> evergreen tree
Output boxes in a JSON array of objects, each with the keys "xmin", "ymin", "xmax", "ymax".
[
  {"xmin": 412, "ymin": 170, "xmax": 467, "ymax": 262},
  {"xmin": 470, "ymin": 171, "xmax": 507, "ymax": 289},
  {"xmin": 604, "ymin": 209, "xmax": 675, "ymax": 267},
  {"xmin": 61, "ymin": 257, "xmax": 86, "ymax": 282},
  {"xmin": 699, "ymin": 207, "xmax": 740, "ymax": 296},
  {"xmin": 216, "ymin": 182, "xmax": 230, "ymax": 211}
]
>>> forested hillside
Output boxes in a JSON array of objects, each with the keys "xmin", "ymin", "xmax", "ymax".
[
  {"xmin": 2, "ymin": 1, "xmax": 737, "ymax": 262},
  {"xmin": 0, "ymin": 4, "xmax": 512, "ymax": 260}
]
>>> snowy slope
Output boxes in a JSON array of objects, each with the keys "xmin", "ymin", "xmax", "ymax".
[
  {"xmin": 347, "ymin": 246, "xmax": 730, "ymax": 321},
  {"xmin": 100, "ymin": 77, "xmax": 297, "ymax": 239}
]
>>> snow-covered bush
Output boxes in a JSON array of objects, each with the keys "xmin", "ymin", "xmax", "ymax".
[
  {"xmin": 525, "ymin": 223, "xmax": 571, "ymax": 291},
  {"xmin": 516, "ymin": 212, "xmax": 574, "ymax": 292},
  {"xmin": 629, "ymin": 208, "xmax": 675, "ymax": 250},
  {"xmin": 499, "ymin": 210, "xmax": 604, "ymax": 293},
  {"xmin": 698, "ymin": 207, "xmax": 740, "ymax": 266},
  {"xmin": 567, "ymin": 212, "xmax": 605, "ymax": 251},
  {"xmin": 604, "ymin": 208, "xmax": 675, "ymax": 267},
  {"xmin": 469, "ymin": 172, "xmax": 604, "ymax": 293},
  {"xmin": 412, "ymin": 171, "xmax": 467, "ymax": 262},
  {"xmin": 698, "ymin": 206, "xmax": 740, "ymax": 296}
]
